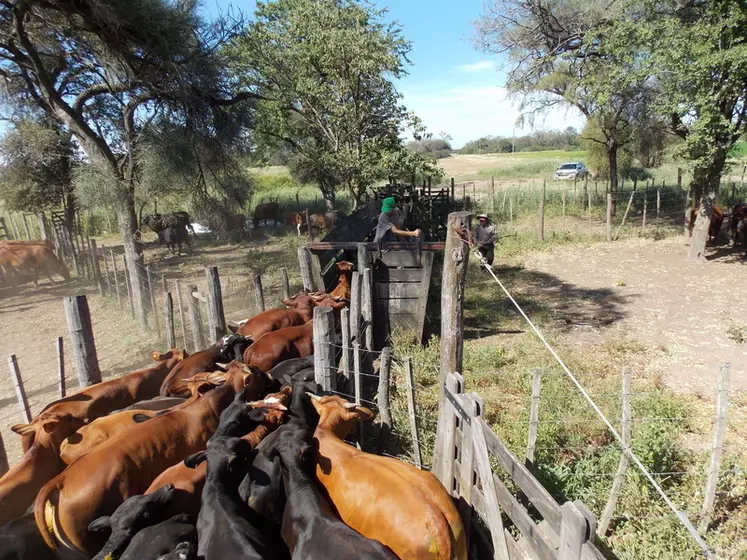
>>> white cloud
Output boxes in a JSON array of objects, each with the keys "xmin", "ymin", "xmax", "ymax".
[
  {"xmin": 401, "ymin": 84, "xmax": 586, "ymax": 148},
  {"xmin": 457, "ymin": 60, "xmax": 496, "ymax": 73}
]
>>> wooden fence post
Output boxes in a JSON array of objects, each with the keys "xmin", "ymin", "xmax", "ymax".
[
  {"xmin": 122, "ymin": 254, "xmax": 135, "ymax": 319},
  {"xmin": 539, "ymin": 179, "xmax": 546, "ymax": 241},
  {"xmin": 472, "ymin": 415, "xmax": 510, "ymax": 560},
  {"xmin": 349, "ymin": 271, "xmax": 362, "ymax": 344},
  {"xmin": 146, "ymin": 267, "xmax": 161, "ymax": 336},
  {"xmin": 657, "ymin": 188, "xmax": 661, "ymax": 228},
  {"xmin": 21, "ymin": 214, "xmax": 31, "ymax": 240},
  {"xmin": 63, "ymin": 295, "xmax": 102, "ymax": 386},
  {"xmin": 298, "ymin": 247, "xmax": 314, "ymax": 292},
  {"xmin": 433, "ymin": 211, "xmax": 472, "ymax": 481},
  {"xmin": 404, "ymin": 358, "xmax": 423, "ymax": 469},
  {"xmin": 614, "ymin": 190, "xmax": 636, "ymax": 240},
  {"xmin": 606, "ymin": 193, "xmax": 613, "ymax": 242},
  {"xmin": 361, "ymin": 268, "xmax": 374, "ymax": 354},
  {"xmin": 642, "ymin": 191, "xmax": 648, "ymax": 230},
  {"xmin": 89, "ymin": 239, "xmax": 105, "ymax": 297},
  {"xmin": 38, "ymin": 212, "xmax": 50, "ymax": 241},
  {"xmin": 699, "ymin": 363, "xmax": 731, "ymax": 532},
  {"xmin": 311, "ymin": 253, "xmax": 324, "ymax": 292},
  {"xmin": 164, "ymin": 292, "xmax": 176, "ymax": 349},
  {"xmin": 377, "ymin": 347, "xmax": 392, "ymax": 453},
  {"xmin": 313, "ymin": 306, "xmax": 335, "ymax": 391},
  {"xmin": 253, "ymin": 272, "xmax": 265, "ymax": 313},
  {"xmin": 526, "ymin": 369, "xmax": 542, "ymax": 469},
  {"xmin": 187, "ymin": 285, "xmax": 205, "ymax": 352},
  {"xmin": 109, "ymin": 250, "xmax": 122, "ymax": 308},
  {"xmin": 280, "ymin": 267, "xmax": 291, "ymax": 301},
  {"xmin": 175, "ymin": 279, "xmax": 188, "ymax": 348},
  {"xmin": 57, "ymin": 336, "xmax": 66, "ymax": 398},
  {"xmin": 205, "ymin": 267, "xmax": 227, "ymax": 344},
  {"xmin": 560, "ymin": 501, "xmax": 588, "ymax": 560},
  {"xmin": 353, "ymin": 341, "xmax": 364, "ymax": 449},
  {"xmin": 588, "ymin": 192, "xmax": 593, "ymax": 237},
  {"xmin": 598, "ymin": 367, "xmax": 632, "ymax": 536},
  {"xmin": 341, "ymin": 308, "xmax": 352, "ymax": 389},
  {"xmin": 8, "ymin": 355, "xmax": 32, "ymax": 422},
  {"xmin": 101, "ymin": 250, "xmax": 112, "ymax": 295}
]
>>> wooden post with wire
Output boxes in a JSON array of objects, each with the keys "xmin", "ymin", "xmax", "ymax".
[
  {"xmin": 614, "ymin": 190, "xmax": 636, "ymax": 240},
  {"xmin": 57, "ymin": 336, "xmax": 66, "ymax": 398},
  {"xmin": 598, "ymin": 367, "xmax": 632, "ymax": 536},
  {"xmin": 164, "ymin": 292, "xmax": 176, "ymax": 349},
  {"xmin": 175, "ymin": 279, "xmax": 188, "ymax": 348},
  {"xmin": 642, "ymin": 191, "xmax": 648, "ymax": 230},
  {"xmin": 122, "ymin": 254, "xmax": 135, "ymax": 319},
  {"xmin": 525, "ymin": 369, "xmax": 542, "ymax": 469},
  {"xmin": 8, "ymin": 355, "xmax": 32, "ymax": 422},
  {"xmin": 187, "ymin": 285, "xmax": 205, "ymax": 352},
  {"xmin": 588, "ymin": 192, "xmax": 593, "ymax": 238},
  {"xmin": 298, "ymin": 247, "xmax": 314, "ymax": 292},
  {"xmin": 404, "ymin": 357, "xmax": 423, "ymax": 469},
  {"xmin": 349, "ymin": 271, "xmax": 362, "ymax": 344},
  {"xmin": 280, "ymin": 267, "xmax": 291, "ymax": 301},
  {"xmin": 539, "ymin": 179, "xmax": 546, "ymax": 241},
  {"xmin": 89, "ymin": 239, "xmax": 105, "ymax": 297},
  {"xmin": 205, "ymin": 267, "xmax": 227, "ymax": 344},
  {"xmin": 353, "ymin": 341, "xmax": 364, "ymax": 449},
  {"xmin": 377, "ymin": 347, "xmax": 392, "ymax": 454},
  {"xmin": 606, "ymin": 194, "xmax": 613, "ymax": 242},
  {"xmin": 341, "ymin": 308, "xmax": 352, "ymax": 389},
  {"xmin": 253, "ymin": 272, "xmax": 265, "ymax": 313},
  {"xmin": 147, "ymin": 267, "xmax": 161, "ymax": 337},
  {"xmin": 699, "ymin": 363, "xmax": 731, "ymax": 532},
  {"xmin": 361, "ymin": 268, "xmax": 374, "ymax": 354},
  {"xmin": 101, "ymin": 249, "xmax": 112, "ymax": 295},
  {"xmin": 313, "ymin": 306, "xmax": 335, "ymax": 391},
  {"xmin": 433, "ymin": 211, "xmax": 472, "ymax": 484},
  {"xmin": 63, "ymin": 295, "xmax": 102, "ymax": 387},
  {"xmin": 110, "ymin": 250, "xmax": 122, "ymax": 308}
]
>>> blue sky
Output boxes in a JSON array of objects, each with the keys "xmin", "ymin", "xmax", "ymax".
[{"xmin": 204, "ymin": 0, "xmax": 585, "ymax": 148}]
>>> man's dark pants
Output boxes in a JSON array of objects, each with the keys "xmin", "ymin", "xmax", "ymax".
[{"xmin": 478, "ymin": 244, "xmax": 494, "ymax": 266}]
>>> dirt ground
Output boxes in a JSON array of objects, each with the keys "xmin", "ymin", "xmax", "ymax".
[
  {"xmin": 0, "ymin": 228, "xmax": 744, "ymax": 466},
  {"xmin": 521, "ymin": 236, "xmax": 747, "ymax": 393}
]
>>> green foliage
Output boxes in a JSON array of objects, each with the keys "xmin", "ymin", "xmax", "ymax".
[
  {"xmin": 231, "ymin": 0, "xmax": 429, "ymax": 208},
  {"xmin": 406, "ymin": 138, "xmax": 452, "ymax": 159},
  {"xmin": 460, "ymin": 128, "xmax": 581, "ymax": 155},
  {"xmin": 0, "ymin": 120, "xmax": 75, "ymax": 212}
]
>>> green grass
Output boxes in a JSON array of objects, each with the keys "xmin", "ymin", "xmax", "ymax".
[{"xmin": 728, "ymin": 140, "xmax": 747, "ymax": 159}]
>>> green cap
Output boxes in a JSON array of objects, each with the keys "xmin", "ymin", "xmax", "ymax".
[{"xmin": 381, "ymin": 197, "xmax": 396, "ymax": 213}]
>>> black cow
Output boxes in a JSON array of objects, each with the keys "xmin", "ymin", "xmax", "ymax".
[
  {"xmin": 157, "ymin": 542, "xmax": 197, "ymax": 560},
  {"xmin": 185, "ymin": 437, "xmax": 281, "ymax": 560},
  {"xmin": 0, "ymin": 511, "xmax": 57, "ymax": 560},
  {"xmin": 89, "ymin": 484, "xmax": 178, "ymax": 560},
  {"xmin": 161, "ymin": 226, "xmax": 192, "ymax": 256},
  {"xmin": 272, "ymin": 429, "xmax": 399, "ymax": 560},
  {"xmin": 120, "ymin": 514, "xmax": 196, "ymax": 560},
  {"xmin": 267, "ymin": 356, "xmax": 315, "ymax": 387},
  {"xmin": 143, "ymin": 212, "xmax": 195, "ymax": 235}
]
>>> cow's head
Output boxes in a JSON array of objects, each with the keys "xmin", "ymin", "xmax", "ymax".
[
  {"xmin": 11, "ymin": 412, "xmax": 85, "ymax": 449},
  {"xmin": 150, "ymin": 348, "xmax": 187, "ymax": 363},
  {"xmin": 307, "ymin": 393, "xmax": 374, "ymax": 438},
  {"xmin": 219, "ymin": 361, "xmax": 272, "ymax": 398},
  {"xmin": 184, "ymin": 436, "xmax": 254, "ymax": 484},
  {"xmin": 217, "ymin": 334, "xmax": 252, "ymax": 362},
  {"xmin": 281, "ymin": 292, "xmax": 319, "ymax": 309},
  {"xmin": 335, "ymin": 261, "xmax": 354, "ymax": 273}
]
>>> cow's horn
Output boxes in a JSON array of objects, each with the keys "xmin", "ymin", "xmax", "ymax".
[
  {"xmin": 215, "ymin": 362, "xmax": 229, "ymax": 371},
  {"xmin": 306, "ymin": 392, "xmax": 322, "ymax": 401},
  {"xmin": 344, "ymin": 402, "xmax": 359, "ymax": 409}
]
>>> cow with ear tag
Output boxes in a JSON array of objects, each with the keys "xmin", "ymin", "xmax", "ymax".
[
  {"xmin": 308, "ymin": 394, "xmax": 467, "ymax": 560},
  {"xmin": 156, "ymin": 541, "xmax": 197, "ymax": 560},
  {"xmin": 0, "ymin": 412, "xmax": 85, "ymax": 527}
]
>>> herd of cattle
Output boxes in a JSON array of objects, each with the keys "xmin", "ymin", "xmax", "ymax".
[
  {"xmin": 689, "ymin": 202, "xmax": 747, "ymax": 254},
  {"xmin": 0, "ymin": 262, "xmax": 466, "ymax": 560}
]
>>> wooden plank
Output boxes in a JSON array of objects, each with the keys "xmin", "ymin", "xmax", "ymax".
[
  {"xmin": 481, "ymin": 420, "xmax": 563, "ymax": 532},
  {"xmin": 375, "ymin": 282, "xmax": 424, "ymax": 300},
  {"xmin": 377, "ymin": 251, "xmax": 423, "ymax": 268},
  {"xmin": 404, "ymin": 358, "xmax": 423, "ymax": 469},
  {"xmin": 559, "ymin": 502, "xmax": 588, "ymax": 560},
  {"xmin": 56, "ymin": 337, "xmax": 66, "ymax": 398},
  {"xmin": 438, "ymin": 372, "xmax": 463, "ymax": 492},
  {"xmin": 313, "ymin": 306, "xmax": 335, "ymax": 391},
  {"xmin": 205, "ymin": 267, "xmax": 227, "ymax": 344},
  {"xmin": 388, "ymin": 313, "xmax": 419, "ymax": 330},
  {"xmin": 457, "ymin": 393, "xmax": 481, "ymax": 550},
  {"xmin": 377, "ymin": 268, "xmax": 424, "ymax": 282},
  {"xmin": 526, "ymin": 369, "xmax": 542, "ymax": 469},
  {"xmin": 472, "ymin": 416, "xmax": 510, "ymax": 560},
  {"xmin": 415, "ymin": 251, "xmax": 435, "ymax": 342},
  {"xmin": 8, "ymin": 355, "xmax": 32, "ymax": 422},
  {"xmin": 385, "ymin": 298, "xmax": 420, "ymax": 314}
]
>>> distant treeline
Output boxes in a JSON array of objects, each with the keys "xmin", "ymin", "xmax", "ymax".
[{"xmin": 459, "ymin": 127, "xmax": 581, "ymax": 155}]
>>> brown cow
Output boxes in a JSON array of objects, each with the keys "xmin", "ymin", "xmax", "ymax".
[
  {"xmin": 309, "ymin": 394, "xmax": 467, "ymax": 560},
  {"xmin": 0, "ymin": 413, "xmax": 85, "ymax": 527},
  {"xmin": 729, "ymin": 203, "xmax": 747, "ymax": 245},
  {"xmin": 329, "ymin": 261, "xmax": 354, "ymax": 301},
  {"xmin": 295, "ymin": 211, "xmax": 345, "ymax": 236},
  {"xmin": 159, "ymin": 335, "xmax": 250, "ymax": 397},
  {"xmin": 21, "ymin": 349, "xmax": 186, "ymax": 452},
  {"xmin": 33, "ymin": 362, "xmax": 271, "ymax": 555},
  {"xmin": 144, "ymin": 387, "xmax": 292, "ymax": 517},
  {"xmin": 242, "ymin": 299, "xmax": 346, "ymax": 372},
  {"xmin": 59, "ymin": 373, "xmax": 222, "ymax": 465},
  {"xmin": 253, "ymin": 202, "xmax": 281, "ymax": 229},
  {"xmin": 688, "ymin": 205, "xmax": 724, "ymax": 243},
  {"xmin": 235, "ymin": 293, "xmax": 321, "ymax": 341},
  {"xmin": 0, "ymin": 240, "xmax": 70, "ymax": 286}
]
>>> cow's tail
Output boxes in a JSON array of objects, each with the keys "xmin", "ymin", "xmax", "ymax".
[{"xmin": 34, "ymin": 479, "xmax": 63, "ymax": 550}]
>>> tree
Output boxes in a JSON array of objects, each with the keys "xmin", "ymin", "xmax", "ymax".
[
  {"xmin": 474, "ymin": 0, "xmax": 652, "ymax": 211},
  {"xmin": 634, "ymin": 0, "xmax": 747, "ymax": 260},
  {"xmin": 0, "ymin": 0, "xmax": 254, "ymax": 327},
  {"xmin": 232, "ymin": 0, "xmax": 419, "ymax": 209},
  {"xmin": 0, "ymin": 119, "xmax": 76, "ymax": 224}
]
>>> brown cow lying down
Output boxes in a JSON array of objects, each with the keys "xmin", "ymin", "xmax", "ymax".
[
  {"xmin": 242, "ymin": 298, "xmax": 346, "ymax": 373},
  {"xmin": 20, "ymin": 349, "xmax": 186, "ymax": 452},
  {"xmin": 159, "ymin": 334, "xmax": 251, "ymax": 397},
  {"xmin": 0, "ymin": 240, "xmax": 70, "ymax": 286},
  {"xmin": 144, "ymin": 386, "xmax": 292, "ymax": 517},
  {"xmin": 34, "ymin": 362, "xmax": 271, "ymax": 555},
  {"xmin": 0, "ymin": 413, "xmax": 85, "ymax": 528},
  {"xmin": 59, "ymin": 373, "xmax": 224, "ymax": 465},
  {"xmin": 309, "ymin": 394, "xmax": 467, "ymax": 560}
]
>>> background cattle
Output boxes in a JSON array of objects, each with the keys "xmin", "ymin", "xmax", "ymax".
[
  {"xmin": 253, "ymin": 203, "xmax": 281, "ymax": 229},
  {"xmin": 143, "ymin": 212, "xmax": 195, "ymax": 236},
  {"xmin": 0, "ymin": 241, "xmax": 70, "ymax": 286},
  {"xmin": 161, "ymin": 226, "xmax": 192, "ymax": 255},
  {"xmin": 295, "ymin": 210, "xmax": 345, "ymax": 236},
  {"xmin": 730, "ymin": 203, "xmax": 747, "ymax": 245}
]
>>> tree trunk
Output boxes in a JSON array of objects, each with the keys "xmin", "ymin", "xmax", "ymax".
[
  {"xmin": 117, "ymin": 192, "xmax": 148, "ymax": 330},
  {"xmin": 607, "ymin": 143, "xmax": 619, "ymax": 215},
  {"xmin": 688, "ymin": 194, "xmax": 713, "ymax": 262},
  {"xmin": 321, "ymin": 184, "xmax": 336, "ymax": 211},
  {"xmin": 686, "ymin": 149, "xmax": 727, "ymax": 260}
]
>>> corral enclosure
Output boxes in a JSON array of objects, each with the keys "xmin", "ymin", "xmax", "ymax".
[{"xmin": 0, "ymin": 158, "xmax": 745, "ymax": 559}]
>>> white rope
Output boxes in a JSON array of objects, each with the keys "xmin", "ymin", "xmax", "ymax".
[{"xmin": 468, "ymin": 242, "xmax": 714, "ymax": 558}]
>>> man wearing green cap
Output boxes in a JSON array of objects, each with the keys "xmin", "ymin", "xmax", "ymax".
[{"xmin": 374, "ymin": 196, "xmax": 421, "ymax": 243}]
